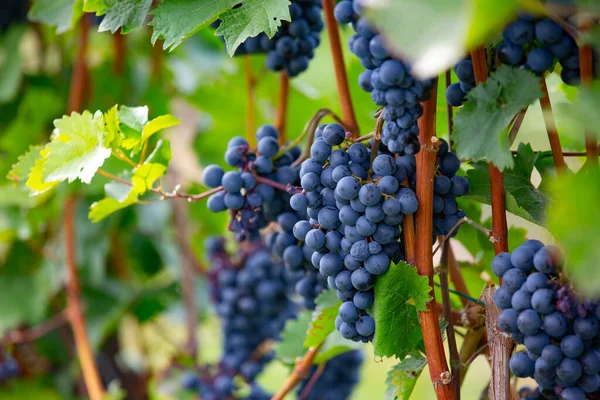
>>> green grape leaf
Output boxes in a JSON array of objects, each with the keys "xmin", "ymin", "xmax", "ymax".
[
  {"xmin": 119, "ymin": 105, "xmax": 148, "ymax": 131},
  {"xmin": 216, "ymin": 0, "xmax": 291, "ymax": 57},
  {"xmin": 370, "ymin": 261, "xmax": 431, "ymax": 359},
  {"xmin": 304, "ymin": 289, "xmax": 341, "ymax": 348},
  {"xmin": 96, "ymin": 0, "xmax": 152, "ymax": 34},
  {"xmin": 384, "ymin": 355, "xmax": 427, "ymax": 400},
  {"xmin": 131, "ymin": 163, "xmax": 166, "ymax": 194},
  {"xmin": 28, "ymin": 0, "xmax": 83, "ymax": 34},
  {"xmin": 146, "ymin": 139, "xmax": 172, "ymax": 167},
  {"xmin": 141, "ymin": 114, "xmax": 180, "ymax": 142},
  {"xmin": 275, "ymin": 310, "xmax": 313, "ymax": 363},
  {"xmin": 464, "ymin": 143, "xmax": 550, "ymax": 225},
  {"xmin": 26, "ymin": 111, "xmax": 111, "ymax": 194},
  {"xmin": 150, "ymin": 0, "xmax": 240, "ymax": 51},
  {"xmin": 6, "ymin": 146, "xmax": 44, "ymax": 188},
  {"xmin": 363, "ymin": 0, "xmax": 521, "ymax": 79},
  {"xmin": 88, "ymin": 191, "xmax": 138, "ymax": 223},
  {"xmin": 0, "ymin": 25, "xmax": 26, "ymax": 103},
  {"xmin": 453, "ymin": 66, "xmax": 543, "ymax": 170},
  {"xmin": 547, "ymin": 170, "xmax": 600, "ymax": 297},
  {"xmin": 83, "ymin": 0, "xmax": 106, "ymax": 13},
  {"xmin": 117, "ymin": 106, "xmax": 176, "ymax": 150}
]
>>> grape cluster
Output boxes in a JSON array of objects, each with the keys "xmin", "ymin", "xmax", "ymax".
[
  {"xmin": 203, "ymin": 125, "xmax": 301, "ymax": 241},
  {"xmin": 492, "ymin": 241, "xmax": 600, "ymax": 399},
  {"xmin": 219, "ymin": 0, "xmax": 323, "ymax": 77},
  {"xmin": 265, "ymin": 0, "xmax": 324, "ymax": 77},
  {"xmin": 398, "ymin": 138, "xmax": 469, "ymax": 238},
  {"xmin": 498, "ymin": 15, "xmax": 592, "ymax": 86},
  {"xmin": 296, "ymin": 350, "xmax": 364, "ymax": 399},
  {"xmin": 0, "ymin": 356, "xmax": 19, "ymax": 383},
  {"xmin": 265, "ymin": 212, "xmax": 328, "ymax": 309},
  {"xmin": 445, "ymin": 58, "xmax": 476, "ymax": 107},
  {"xmin": 182, "ymin": 237, "xmax": 297, "ymax": 400},
  {"xmin": 447, "ymin": 15, "xmax": 597, "ymax": 107},
  {"xmin": 334, "ymin": 0, "xmax": 434, "ymax": 155},
  {"xmin": 291, "ymin": 123, "xmax": 415, "ymax": 342}
]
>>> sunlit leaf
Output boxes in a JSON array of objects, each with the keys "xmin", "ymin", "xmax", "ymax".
[
  {"xmin": 150, "ymin": 0, "xmax": 240, "ymax": 51},
  {"xmin": 384, "ymin": 355, "xmax": 427, "ymax": 400},
  {"xmin": 216, "ymin": 0, "xmax": 291, "ymax": 57},
  {"xmin": 141, "ymin": 114, "xmax": 180, "ymax": 142}
]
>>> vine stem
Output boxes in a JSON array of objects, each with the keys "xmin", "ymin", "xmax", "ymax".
[
  {"xmin": 579, "ymin": 22, "xmax": 599, "ymax": 167},
  {"xmin": 245, "ymin": 56, "xmax": 257, "ymax": 145},
  {"xmin": 481, "ymin": 287, "xmax": 516, "ymax": 399},
  {"xmin": 112, "ymin": 28, "xmax": 125, "ymax": 75},
  {"xmin": 414, "ymin": 79, "xmax": 456, "ymax": 400},
  {"xmin": 353, "ymin": 131, "xmax": 375, "ymax": 142},
  {"xmin": 65, "ymin": 198, "xmax": 105, "ymax": 400},
  {"xmin": 151, "ymin": 38, "xmax": 163, "ymax": 83},
  {"xmin": 1, "ymin": 310, "xmax": 69, "ymax": 346},
  {"xmin": 471, "ymin": 47, "xmax": 509, "ymax": 255},
  {"xmin": 289, "ymin": 108, "xmax": 349, "ymax": 167},
  {"xmin": 64, "ymin": 14, "xmax": 105, "ymax": 400},
  {"xmin": 274, "ymin": 107, "xmax": 347, "ymax": 161},
  {"xmin": 96, "ymin": 169, "xmax": 226, "ymax": 201},
  {"xmin": 462, "ymin": 343, "xmax": 490, "ymax": 370},
  {"xmin": 322, "ymin": 0, "xmax": 359, "ymax": 137},
  {"xmin": 274, "ymin": 72, "xmax": 290, "ymax": 144},
  {"xmin": 402, "ymin": 179, "xmax": 416, "ymax": 264},
  {"xmin": 471, "ymin": 46, "xmax": 512, "ymax": 400},
  {"xmin": 432, "ymin": 217, "xmax": 496, "ymax": 256},
  {"xmin": 112, "ymin": 150, "xmax": 137, "ymax": 168},
  {"xmin": 298, "ymin": 362, "xmax": 326, "ymax": 400},
  {"xmin": 271, "ymin": 343, "xmax": 323, "ymax": 400},
  {"xmin": 368, "ymin": 114, "xmax": 385, "ymax": 178},
  {"xmin": 255, "ymin": 175, "xmax": 290, "ymax": 192},
  {"xmin": 508, "ymin": 107, "xmax": 527, "ymax": 146},
  {"xmin": 539, "ymin": 78, "xmax": 566, "ymax": 174},
  {"xmin": 439, "ymin": 242, "xmax": 461, "ymax": 399}
]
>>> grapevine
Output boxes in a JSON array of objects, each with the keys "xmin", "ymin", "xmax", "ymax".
[{"xmin": 2, "ymin": 1, "xmax": 600, "ymax": 400}]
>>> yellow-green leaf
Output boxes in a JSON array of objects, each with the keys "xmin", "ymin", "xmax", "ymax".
[
  {"xmin": 6, "ymin": 146, "xmax": 43, "ymax": 187},
  {"xmin": 33, "ymin": 111, "xmax": 111, "ymax": 187},
  {"xmin": 141, "ymin": 114, "xmax": 180, "ymax": 143},
  {"xmin": 131, "ymin": 163, "xmax": 167, "ymax": 194},
  {"xmin": 89, "ymin": 191, "xmax": 138, "ymax": 223},
  {"xmin": 104, "ymin": 105, "xmax": 121, "ymax": 148},
  {"xmin": 304, "ymin": 289, "xmax": 341, "ymax": 348},
  {"xmin": 384, "ymin": 355, "xmax": 427, "ymax": 400}
]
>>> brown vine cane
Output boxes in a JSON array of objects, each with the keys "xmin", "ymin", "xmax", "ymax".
[
  {"xmin": 471, "ymin": 46, "xmax": 514, "ymax": 400},
  {"xmin": 414, "ymin": 81, "xmax": 457, "ymax": 400},
  {"xmin": 64, "ymin": 14, "xmax": 106, "ymax": 400}
]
